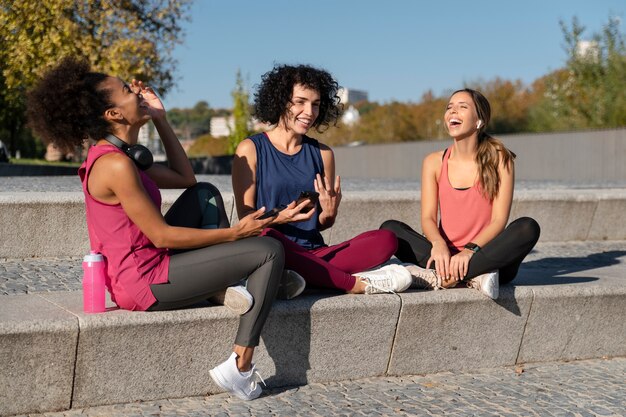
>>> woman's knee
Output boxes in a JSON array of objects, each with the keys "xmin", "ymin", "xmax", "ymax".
[
  {"xmin": 173, "ymin": 182, "xmax": 222, "ymax": 205},
  {"xmin": 377, "ymin": 228, "xmax": 399, "ymax": 253},
  {"xmin": 193, "ymin": 182, "xmax": 223, "ymax": 198},
  {"xmin": 259, "ymin": 236, "xmax": 285, "ymax": 265},
  {"xmin": 380, "ymin": 219, "xmax": 406, "ymax": 234},
  {"xmin": 511, "ymin": 217, "xmax": 541, "ymax": 243}
]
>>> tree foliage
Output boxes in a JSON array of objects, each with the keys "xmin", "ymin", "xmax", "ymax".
[
  {"xmin": 167, "ymin": 101, "xmax": 213, "ymax": 141},
  {"xmin": 0, "ymin": 0, "xmax": 191, "ymax": 157},
  {"xmin": 187, "ymin": 133, "xmax": 228, "ymax": 157},
  {"xmin": 463, "ymin": 78, "xmax": 541, "ymax": 134},
  {"xmin": 227, "ymin": 70, "xmax": 251, "ymax": 155},
  {"xmin": 528, "ymin": 16, "xmax": 626, "ymax": 131}
]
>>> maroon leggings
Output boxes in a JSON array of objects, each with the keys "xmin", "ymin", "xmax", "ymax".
[{"xmin": 262, "ymin": 228, "xmax": 398, "ymax": 292}]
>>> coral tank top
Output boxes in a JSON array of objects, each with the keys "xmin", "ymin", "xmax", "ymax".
[{"xmin": 437, "ymin": 147, "xmax": 492, "ymax": 253}]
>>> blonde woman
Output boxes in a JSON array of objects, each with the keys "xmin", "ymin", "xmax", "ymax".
[{"xmin": 381, "ymin": 89, "xmax": 540, "ymax": 299}]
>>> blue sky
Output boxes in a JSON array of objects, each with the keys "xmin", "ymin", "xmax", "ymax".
[{"xmin": 166, "ymin": 0, "xmax": 625, "ymax": 110}]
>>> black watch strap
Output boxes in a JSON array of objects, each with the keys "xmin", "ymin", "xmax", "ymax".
[{"xmin": 464, "ymin": 242, "xmax": 481, "ymax": 253}]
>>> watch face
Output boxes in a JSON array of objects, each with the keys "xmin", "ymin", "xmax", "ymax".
[{"xmin": 465, "ymin": 243, "xmax": 479, "ymax": 252}]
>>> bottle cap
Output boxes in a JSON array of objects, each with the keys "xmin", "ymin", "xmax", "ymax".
[{"xmin": 83, "ymin": 251, "xmax": 104, "ymax": 262}]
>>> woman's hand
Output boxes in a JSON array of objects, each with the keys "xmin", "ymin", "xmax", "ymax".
[
  {"xmin": 234, "ymin": 207, "xmax": 275, "ymax": 239},
  {"xmin": 449, "ymin": 249, "xmax": 473, "ymax": 283},
  {"xmin": 315, "ymin": 173, "xmax": 341, "ymax": 225},
  {"xmin": 273, "ymin": 199, "xmax": 315, "ymax": 224},
  {"xmin": 427, "ymin": 241, "xmax": 453, "ymax": 285},
  {"xmin": 131, "ymin": 79, "xmax": 165, "ymax": 120}
]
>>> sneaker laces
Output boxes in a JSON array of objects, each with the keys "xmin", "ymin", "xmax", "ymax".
[
  {"xmin": 405, "ymin": 264, "xmax": 444, "ymax": 290},
  {"xmin": 363, "ymin": 277, "xmax": 396, "ymax": 294},
  {"xmin": 466, "ymin": 277, "xmax": 480, "ymax": 290},
  {"xmin": 249, "ymin": 367, "xmax": 266, "ymax": 389},
  {"xmin": 421, "ymin": 269, "xmax": 443, "ymax": 290}
]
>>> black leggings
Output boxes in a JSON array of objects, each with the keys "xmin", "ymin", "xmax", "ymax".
[
  {"xmin": 149, "ymin": 183, "xmax": 284, "ymax": 347},
  {"xmin": 380, "ymin": 217, "xmax": 540, "ymax": 285}
]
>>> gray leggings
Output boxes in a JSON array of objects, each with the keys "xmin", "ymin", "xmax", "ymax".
[{"xmin": 149, "ymin": 183, "xmax": 284, "ymax": 347}]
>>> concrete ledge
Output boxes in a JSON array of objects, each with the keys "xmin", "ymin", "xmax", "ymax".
[
  {"xmin": 0, "ymin": 295, "xmax": 78, "ymax": 416},
  {"xmin": 41, "ymin": 292, "xmax": 239, "ymax": 408},
  {"xmin": 388, "ymin": 286, "xmax": 533, "ymax": 376},
  {"xmin": 3, "ymin": 189, "xmax": 626, "ymax": 258},
  {"xmin": 518, "ymin": 285, "xmax": 626, "ymax": 363},
  {"xmin": 2, "ymin": 291, "xmax": 400, "ymax": 412},
  {"xmin": 1, "ymin": 276, "xmax": 625, "ymax": 415},
  {"xmin": 253, "ymin": 292, "xmax": 400, "ymax": 387}
]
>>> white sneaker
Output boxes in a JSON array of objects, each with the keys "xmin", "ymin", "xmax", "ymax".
[
  {"xmin": 276, "ymin": 269, "xmax": 306, "ymax": 300},
  {"xmin": 467, "ymin": 271, "xmax": 499, "ymax": 299},
  {"xmin": 209, "ymin": 285, "xmax": 254, "ymax": 315},
  {"xmin": 403, "ymin": 263, "xmax": 443, "ymax": 290},
  {"xmin": 209, "ymin": 352, "xmax": 265, "ymax": 400},
  {"xmin": 355, "ymin": 264, "xmax": 412, "ymax": 294}
]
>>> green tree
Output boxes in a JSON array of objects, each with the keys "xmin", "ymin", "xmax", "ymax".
[
  {"xmin": 0, "ymin": 0, "xmax": 191, "ymax": 157},
  {"xmin": 410, "ymin": 91, "xmax": 448, "ymax": 139},
  {"xmin": 227, "ymin": 70, "xmax": 251, "ymax": 155},
  {"xmin": 167, "ymin": 101, "xmax": 212, "ymax": 141},
  {"xmin": 528, "ymin": 16, "xmax": 626, "ymax": 131},
  {"xmin": 466, "ymin": 78, "xmax": 537, "ymax": 134}
]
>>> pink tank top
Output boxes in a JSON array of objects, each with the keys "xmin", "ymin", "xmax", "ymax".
[
  {"xmin": 438, "ymin": 147, "xmax": 492, "ymax": 253},
  {"xmin": 79, "ymin": 145, "xmax": 169, "ymax": 311}
]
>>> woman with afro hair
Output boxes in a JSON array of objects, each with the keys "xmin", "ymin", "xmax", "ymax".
[
  {"xmin": 27, "ymin": 57, "xmax": 286, "ymax": 400},
  {"xmin": 232, "ymin": 64, "xmax": 411, "ymax": 295}
]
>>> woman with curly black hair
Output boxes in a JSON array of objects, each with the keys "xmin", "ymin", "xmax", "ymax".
[
  {"xmin": 27, "ymin": 57, "xmax": 285, "ymax": 400},
  {"xmin": 232, "ymin": 64, "xmax": 411, "ymax": 295}
]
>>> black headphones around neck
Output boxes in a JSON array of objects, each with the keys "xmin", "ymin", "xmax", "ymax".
[{"xmin": 105, "ymin": 134, "xmax": 154, "ymax": 171}]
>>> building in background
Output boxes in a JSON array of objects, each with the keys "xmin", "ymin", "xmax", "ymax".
[
  {"xmin": 337, "ymin": 88, "xmax": 368, "ymax": 104},
  {"xmin": 342, "ymin": 105, "xmax": 360, "ymax": 126},
  {"xmin": 210, "ymin": 116, "xmax": 233, "ymax": 138},
  {"xmin": 139, "ymin": 124, "xmax": 165, "ymax": 160},
  {"xmin": 337, "ymin": 88, "xmax": 368, "ymax": 126},
  {"xmin": 210, "ymin": 116, "xmax": 269, "ymax": 137},
  {"xmin": 337, "ymin": 87, "xmax": 367, "ymax": 126}
]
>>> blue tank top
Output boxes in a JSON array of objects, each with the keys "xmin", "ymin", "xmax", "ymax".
[{"xmin": 249, "ymin": 132, "xmax": 325, "ymax": 249}]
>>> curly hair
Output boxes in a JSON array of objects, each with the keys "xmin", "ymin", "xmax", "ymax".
[
  {"xmin": 450, "ymin": 88, "xmax": 516, "ymax": 200},
  {"xmin": 27, "ymin": 57, "xmax": 113, "ymax": 152},
  {"xmin": 253, "ymin": 64, "xmax": 343, "ymax": 132}
]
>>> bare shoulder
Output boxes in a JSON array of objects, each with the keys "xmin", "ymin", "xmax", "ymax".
[
  {"xmin": 317, "ymin": 140, "xmax": 335, "ymax": 165},
  {"xmin": 94, "ymin": 151, "xmax": 136, "ymax": 176},
  {"xmin": 235, "ymin": 137, "xmax": 256, "ymax": 157},
  {"xmin": 317, "ymin": 140, "xmax": 333, "ymax": 154},
  {"xmin": 89, "ymin": 151, "xmax": 140, "ymax": 201},
  {"xmin": 423, "ymin": 150, "xmax": 444, "ymax": 169}
]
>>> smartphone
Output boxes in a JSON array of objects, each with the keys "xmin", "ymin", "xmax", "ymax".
[
  {"xmin": 296, "ymin": 191, "xmax": 319, "ymax": 210},
  {"xmin": 258, "ymin": 205, "xmax": 286, "ymax": 220}
]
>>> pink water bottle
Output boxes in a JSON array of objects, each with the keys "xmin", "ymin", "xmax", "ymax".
[{"xmin": 82, "ymin": 251, "xmax": 106, "ymax": 313}]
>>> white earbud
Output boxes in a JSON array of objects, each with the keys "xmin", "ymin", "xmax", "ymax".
[{"xmin": 476, "ymin": 120, "xmax": 483, "ymax": 129}]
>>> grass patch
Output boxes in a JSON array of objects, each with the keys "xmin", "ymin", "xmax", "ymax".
[
  {"xmin": 9, "ymin": 159, "xmax": 81, "ymax": 167},
  {"xmin": 187, "ymin": 134, "xmax": 229, "ymax": 157}
]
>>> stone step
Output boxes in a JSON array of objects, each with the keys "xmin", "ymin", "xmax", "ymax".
[
  {"xmin": 2, "ymin": 188, "xmax": 626, "ymax": 258},
  {"xmin": 1, "ymin": 240, "xmax": 625, "ymax": 415}
]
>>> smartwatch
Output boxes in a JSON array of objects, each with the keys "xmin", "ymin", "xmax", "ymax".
[{"xmin": 464, "ymin": 242, "xmax": 481, "ymax": 253}]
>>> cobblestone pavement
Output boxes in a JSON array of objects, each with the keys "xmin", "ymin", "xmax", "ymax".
[
  {"xmin": 2, "ymin": 240, "xmax": 624, "ymax": 295},
  {"xmin": 14, "ymin": 357, "xmax": 625, "ymax": 417}
]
